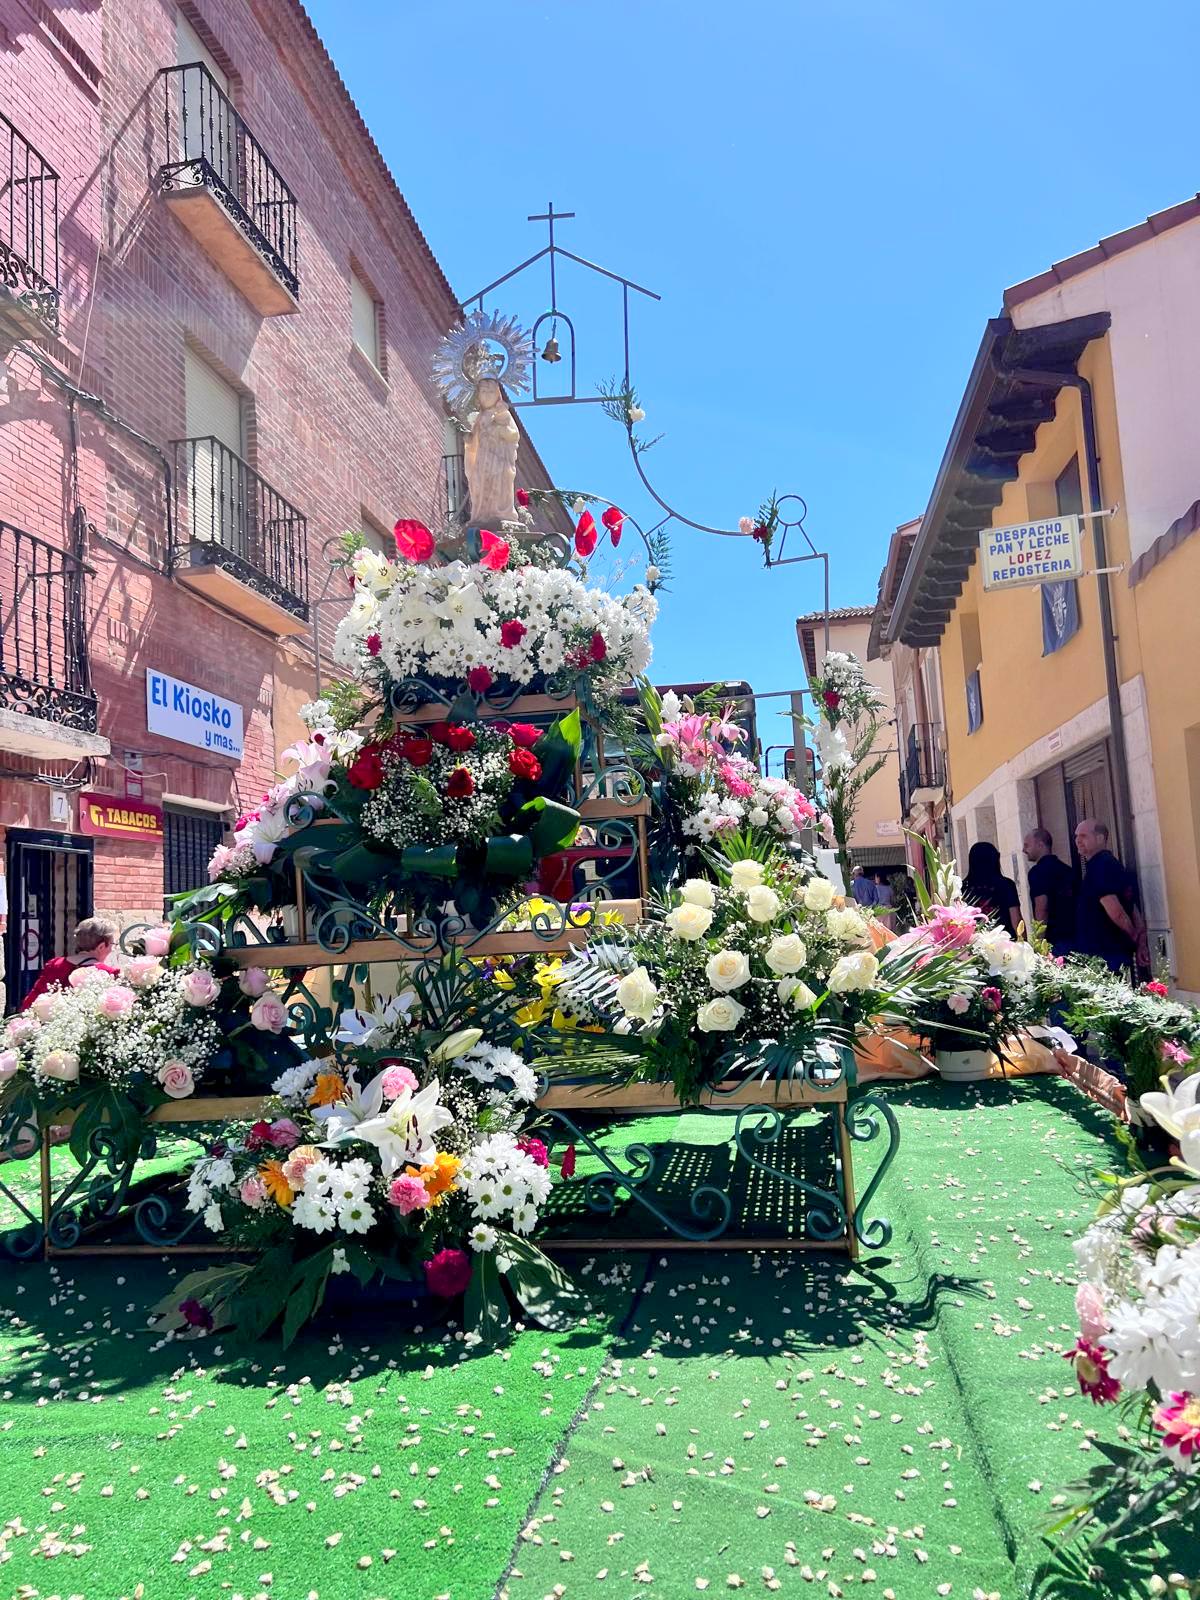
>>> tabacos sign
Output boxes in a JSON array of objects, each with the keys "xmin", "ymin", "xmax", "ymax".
[
  {"xmin": 146, "ymin": 669, "xmax": 244, "ymax": 758},
  {"xmin": 980, "ymin": 516, "xmax": 1084, "ymax": 591},
  {"xmin": 80, "ymin": 794, "xmax": 164, "ymax": 841}
]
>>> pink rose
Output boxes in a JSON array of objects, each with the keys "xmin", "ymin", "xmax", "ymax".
[
  {"xmin": 158, "ymin": 1061, "xmax": 195, "ymax": 1099},
  {"xmin": 947, "ymin": 992, "xmax": 970, "ymax": 1016},
  {"xmin": 124, "ymin": 955, "xmax": 163, "ymax": 990},
  {"xmin": 6, "ymin": 1016, "xmax": 37, "ymax": 1044},
  {"xmin": 0, "ymin": 1049, "xmax": 20, "ymax": 1081},
  {"xmin": 380, "ymin": 1064, "xmax": 419, "ymax": 1099},
  {"xmin": 98, "ymin": 985, "xmax": 137, "ymax": 1020},
  {"xmin": 142, "ymin": 925, "xmax": 172, "ymax": 957},
  {"xmin": 180, "ymin": 970, "xmax": 220, "ymax": 1007},
  {"xmin": 387, "ymin": 1174, "xmax": 431, "ymax": 1215},
  {"xmin": 40, "ymin": 1051, "xmax": 79, "ymax": 1083},
  {"xmin": 32, "ymin": 993, "xmax": 59, "ymax": 1021},
  {"xmin": 281, "ymin": 1148, "xmax": 319, "ymax": 1189},
  {"xmin": 68, "ymin": 966, "xmax": 98, "ymax": 989},
  {"xmin": 266, "ymin": 1117, "xmax": 302, "ymax": 1149},
  {"xmin": 237, "ymin": 968, "xmax": 269, "ymax": 998},
  {"xmin": 250, "ymin": 994, "xmax": 288, "ymax": 1034},
  {"xmin": 239, "ymin": 1176, "xmax": 267, "ymax": 1209}
]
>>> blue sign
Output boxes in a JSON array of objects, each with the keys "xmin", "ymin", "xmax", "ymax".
[{"xmin": 146, "ymin": 669, "xmax": 244, "ymax": 759}]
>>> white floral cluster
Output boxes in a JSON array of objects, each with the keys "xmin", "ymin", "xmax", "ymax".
[
  {"xmin": 2, "ymin": 964, "xmax": 223, "ymax": 1097},
  {"xmin": 333, "ymin": 551, "xmax": 656, "ymax": 692},
  {"xmin": 458, "ymin": 1130, "xmax": 553, "ymax": 1249},
  {"xmin": 682, "ymin": 766, "xmax": 819, "ymax": 848},
  {"xmin": 208, "ymin": 711, "xmax": 363, "ymax": 883},
  {"xmin": 461, "ymin": 1042, "xmax": 539, "ymax": 1104}
]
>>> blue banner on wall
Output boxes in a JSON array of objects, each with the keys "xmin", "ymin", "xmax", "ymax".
[{"xmin": 1041, "ymin": 579, "xmax": 1080, "ymax": 656}]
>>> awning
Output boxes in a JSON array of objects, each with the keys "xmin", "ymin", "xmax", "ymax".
[{"xmin": 885, "ymin": 311, "xmax": 1111, "ymax": 648}]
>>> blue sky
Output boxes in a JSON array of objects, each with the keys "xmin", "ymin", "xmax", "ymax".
[{"xmin": 307, "ymin": 0, "xmax": 1200, "ymax": 698}]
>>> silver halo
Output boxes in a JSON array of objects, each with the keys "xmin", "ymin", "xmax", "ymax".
[{"xmin": 432, "ymin": 309, "xmax": 534, "ymax": 420}]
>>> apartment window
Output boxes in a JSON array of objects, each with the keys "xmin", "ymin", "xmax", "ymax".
[
  {"xmin": 360, "ymin": 510, "xmax": 392, "ymax": 562},
  {"xmin": 350, "ymin": 268, "xmax": 383, "ymax": 372},
  {"xmin": 1042, "ymin": 458, "xmax": 1082, "ymax": 655}
]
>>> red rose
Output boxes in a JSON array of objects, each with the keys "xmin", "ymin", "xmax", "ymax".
[
  {"xmin": 398, "ymin": 734, "xmax": 433, "ymax": 767},
  {"xmin": 590, "ymin": 631, "xmax": 607, "ymax": 663},
  {"xmin": 1144, "ymin": 979, "xmax": 1169, "ymax": 998},
  {"xmin": 575, "ymin": 510, "xmax": 598, "ymax": 557},
  {"xmin": 444, "ymin": 724, "xmax": 476, "ymax": 753},
  {"xmin": 468, "ymin": 665, "xmax": 493, "ymax": 693},
  {"xmin": 394, "ymin": 519, "xmax": 435, "ymax": 562},
  {"xmin": 516, "ymin": 487, "xmax": 530, "ymax": 508},
  {"xmin": 347, "ymin": 748, "xmax": 385, "ymax": 790},
  {"xmin": 823, "ymin": 690, "xmax": 841, "ymax": 711},
  {"xmin": 508, "ymin": 722, "xmax": 541, "ymax": 749},
  {"xmin": 424, "ymin": 1248, "xmax": 472, "ymax": 1298},
  {"xmin": 508, "ymin": 747, "xmax": 542, "ymax": 782},
  {"xmin": 366, "ymin": 632, "xmax": 382, "ymax": 657},
  {"xmin": 427, "ymin": 721, "xmax": 452, "ymax": 746},
  {"xmin": 500, "ymin": 619, "xmax": 527, "ymax": 648},
  {"xmin": 446, "ymin": 766, "xmax": 475, "ymax": 799}
]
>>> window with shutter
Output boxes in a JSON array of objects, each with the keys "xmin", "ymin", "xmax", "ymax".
[
  {"xmin": 184, "ymin": 349, "xmax": 246, "ymax": 557},
  {"xmin": 351, "ymin": 270, "xmax": 380, "ymax": 368},
  {"xmin": 175, "ymin": 14, "xmax": 235, "ymax": 187}
]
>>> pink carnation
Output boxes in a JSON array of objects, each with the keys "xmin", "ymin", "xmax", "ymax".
[
  {"xmin": 380, "ymin": 1064, "xmax": 419, "ymax": 1099},
  {"xmin": 239, "ymin": 1176, "xmax": 267, "ymax": 1210},
  {"xmin": 387, "ymin": 1174, "xmax": 431, "ymax": 1215},
  {"xmin": 947, "ymin": 992, "xmax": 970, "ymax": 1016},
  {"xmin": 1154, "ymin": 1392, "xmax": 1200, "ymax": 1468},
  {"xmin": 424, "ymin": 1248, "xmax": 472, "ymax": 1298},
  {"xmin": 517, "ymin": 1135, "xmax": 549, "ymax": 1168},
  {"xmin": 266, "ymin": 1117, "xmax": 302, "ymax": 1150}
]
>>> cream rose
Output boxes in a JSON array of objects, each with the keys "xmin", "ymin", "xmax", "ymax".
[
  {"xmin": 744, "ymin": 885, "xmax": 781, "ymax": 924},
  {"xmin": 40, "ymin": 1051, "xmax": 79, "ymax": 1083},
  {"xmin": 0, "ymin": 1049, "xmax": 19, "ymax": 1081},
  {"xmin": 777, "ymin": 976, "xmax": 818, "ymax": 1010},
  {"xmin": 679, "ymin": 878, "xmax": 715, "ymax": 909},
  {"xmin": 729, "ymin": 859, "xmax": 765, "ymax": 891},
  {"xmin": 665, "ymin": 902, "xmax": 714, "ymax": 941},
  {"xmin": 616, "ymin": 965, "xmax": 660, "ymax": 1021},
  {"xmin": 124, "ymin": 955, "xmax": 163, "ymax": 990},
  {"xmin": 158, "ymin": 1060, "xmax": 195, "ymax": 1099},
  {"xmin": 765, "ymin": 934, "xmax": 807, "ymax": 975},
  {"xmin": 826, "ymin": 907, "xmax": 869, "ymax": 945},
  {"xmin": 705, "ymin": 948, "xmax": 751, "ymax": 993},
  {"xmin": 827, "ymin": 951, "xmax": 880, "ymax": 993},
  {"xmin": 803, "ymin": 876, "xmax": 836, "ymax": 912},
  {"xmin": 696, "ymin": 995, "xmax": 746, "ymax": 1033}
]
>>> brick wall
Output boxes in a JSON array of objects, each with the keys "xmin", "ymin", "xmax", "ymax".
[{"xmin": 1, "ymin": 0, "xmax": 564, "ymax": 987}]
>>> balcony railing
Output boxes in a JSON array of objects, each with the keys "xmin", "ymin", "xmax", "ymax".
[
  {"xmin": 0, "ymin": 111, "xmax": 60, "ymax": 334},
  {"xmin": 0, "ymin": 522, "xmax": 95, "ymax": 731},
  {"xmin": 172, "ymin": 437, "xmax": 309, "ymax": 620},
  {"xmin": 158, "ymin": 63, "xmax": 299, "ymax": 302},
  {"xmin": 903, "ymin": 721, "xmax": 945, "ymax": 813},
  {"xmin": 442, "ymin": 451, "xmax": 466, "ymax": 520}
]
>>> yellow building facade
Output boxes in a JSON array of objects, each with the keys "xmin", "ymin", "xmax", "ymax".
[{"xmin": 887, "ymin": 197, "xmax": 1200, "ymax": 995}]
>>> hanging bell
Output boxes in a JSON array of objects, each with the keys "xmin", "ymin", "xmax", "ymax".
[{"xmin": 540, "ymin": 334, "xmax": 562, "ymax": 364}]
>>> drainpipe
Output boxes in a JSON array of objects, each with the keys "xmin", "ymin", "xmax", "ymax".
[{"xmin": 996, "ymin": 357, "xmax": 1136, "ymax": 877}]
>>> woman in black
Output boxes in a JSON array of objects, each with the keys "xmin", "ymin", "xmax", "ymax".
[{"xmin": 962, "ymin": 841, "xmax": 1022, "ymax": 935}]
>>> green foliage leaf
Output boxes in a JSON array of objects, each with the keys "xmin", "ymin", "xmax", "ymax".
[
  {"xmin": 520, "ymin": 796, "xmax": 582, "ymax": 857},
  {"xmin": 281, "ymin": 1250, "xmax": 333, "ymax": 1348},
  {"xmin": 463, "ymin": 1250, "xmax": 511, "ymax": 1344},
  {"xmin": 534, "ymin": 709, "xmax": 582, "ymax": 795},
  {"xmin": 497, "ymin": 1236, "xmax": 587, "ymax": 1330}
]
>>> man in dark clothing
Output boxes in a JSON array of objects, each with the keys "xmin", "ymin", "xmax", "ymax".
[
  {"xmin": 1022, "ymin": 827, "xmax": 1076, "ymax": 957},
  {"xmin": 1073, "ymin": 818, "xmax": 1136, "ymax": 973}
]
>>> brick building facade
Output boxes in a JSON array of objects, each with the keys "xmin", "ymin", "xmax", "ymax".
[{"xmin": 0, "ymin": 0, "xmax": 565, "ymax": 1006}]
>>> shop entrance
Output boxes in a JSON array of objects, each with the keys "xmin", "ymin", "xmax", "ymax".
[{"xmin": 3, "ymin": 829, "xmax": 93, "ymax": 1011}]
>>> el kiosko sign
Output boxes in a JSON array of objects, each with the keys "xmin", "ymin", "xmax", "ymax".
[
  {"xmin": 979, "ymin": 516, "xmax": 1084, "ymax": 591},
  {"xmin": 146, "ymin": 668, "xmax": 244, "ymax": 759}
]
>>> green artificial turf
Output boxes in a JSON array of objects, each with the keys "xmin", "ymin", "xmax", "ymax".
[{"xmin": 1, "ymin": 1079, "xmax": 1196, "ymax": 1600}]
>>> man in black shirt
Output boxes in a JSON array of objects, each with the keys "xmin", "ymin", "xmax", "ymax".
[
  {"xmin": 1073, "ymin": 818, "xmax": 1136, "ymax": 972},
  {"xmin": 1022, "ymin": 827, "xmax": 1076, "ymax": 957}
]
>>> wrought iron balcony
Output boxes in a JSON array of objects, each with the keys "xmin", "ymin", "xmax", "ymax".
[
  {"xmin": 0, "ymin": 111, "xmax": 60, "ymax": 337},
  {"xmin": 903, "ymin": 721, "xmax": 945, "ymax": 811},
  {"xmin": 157, "ymin": 64, "xmax": 299, "ymax": 315},
  {"xmin": 172, "ymin": 437, "xmax": 309, "ymax": 634},
  {"xmin": 0, "ymin": 522, "xmax": 96, "ymax": 735}
]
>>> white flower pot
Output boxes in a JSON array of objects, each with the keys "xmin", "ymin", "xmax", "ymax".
[{"xmin": 935, "ymin": 1048, "xmax": 993, "ymax": 1082}]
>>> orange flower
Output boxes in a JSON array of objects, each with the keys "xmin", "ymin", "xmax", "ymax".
[
  {"xmin": 406, "ymin": 1151, "xmax": 461, "ymax": 1207},
  {"xmin": 259, "ymin": 1159, "xmax": 294, "ymax": 1208},
  {"xmin": 309, "ymin": 1071, "xmax": 347, "ymax": 1107}
]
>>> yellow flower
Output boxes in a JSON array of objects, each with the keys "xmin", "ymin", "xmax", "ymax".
[
  {"xmin": 260, "ymin": 1159, "xmax": 294, "ymax": 1208},
  {"xmin": 535, "ymin": 958, "xmax": 565, "ymax": 994},
  {"xmin": 491, "ymin": 967, "xmax": 516, "ymax": 991},
  {"xmin": 309, "ymin": 1072, "xmax": 348, "ymax": 1107},
  {"xmin": 599, "ymin": 909, "xmax": 625, "ymax": 927},
  {"xmin": 407, "ymin": 1152, "xmax": 460, "ymax": 1206},
  {"xmin": 551, "ymin": 1007, "xmax": 578, "ymax": 1032},
  {"xmin": 515, "ymin": 996, "xmax": 548, "ymax": 1027}
]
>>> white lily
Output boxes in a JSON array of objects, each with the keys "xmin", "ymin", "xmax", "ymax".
[
  {"xmin": 430, "ymin": 1027, "xmax": 484, "ymax": 1064},
  {"xmin": 313, "ymin": 1066, "xmax": 388, "ymax": 1137},
  {"xmin": 334, "ymin": 991, "xmax": 416, "ymax": 1048},
  {"xmin": 351, "ymin": 1078, "xmax": 454, "ymax": 1175},
  {"xmin": 1140, "ymin": 1073, "xmax": 1200, "ymax": 1174}
]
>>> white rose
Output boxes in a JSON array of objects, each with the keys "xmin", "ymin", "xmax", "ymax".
[
  {"xmin": 680, "ymin": 878, "xmax": 716, "ymax": 909},
  {"xmin": 697, "ymin": 995, "xmax": 746, "ymax": 1033},
  {"xmin": 705, "ymin": 949, "xmax": 751, "ymax": 992},
  {"xmin": 826, "ymin": 907, "xmax": 869, "ymax": 945},
  {"xmin": 803, "ymin": 877, "xmax": 836, "ymax": 911},
  {"xmin": 778, "ymin": 977, "xmax": 818, "ymax": 1010},
  {"xmin": 665, "ymin": 903, "xmax": 714, "ymax": 941},
  {"xmin": 616, "ymin": 965, "xmax": 660, "ymax": 1022},
  {"xmin": 765, "ymin": 934, "xmax": 807, "ymax": 975},
  {"xmin": 827, "ymin": 951, "xmax": 880, "ymax": 993},
  {"xmin": 744, "ymin": 885, "xmax": 781, "ymax": 924},
  {"xmin": 729, "ymin": 859, "xmax": 764, "ymax": 891}
]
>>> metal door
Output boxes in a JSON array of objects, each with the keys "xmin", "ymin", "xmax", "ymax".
[{"xmin": 3, "ymin": 830, "xmax": 93, "ymax": 1012}]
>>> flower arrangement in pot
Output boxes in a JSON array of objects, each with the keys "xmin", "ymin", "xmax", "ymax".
[
  {"xmin": 155, "ymin": 1020, "xmax": 580, "ymax": 1347},
  {"xmin": 0, "ymin": 926, "xmax": 304, "ymax": 1166},
  {"xmin": 555, "ymin": 858, "xmax": 966, "ymax": 1105}
]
